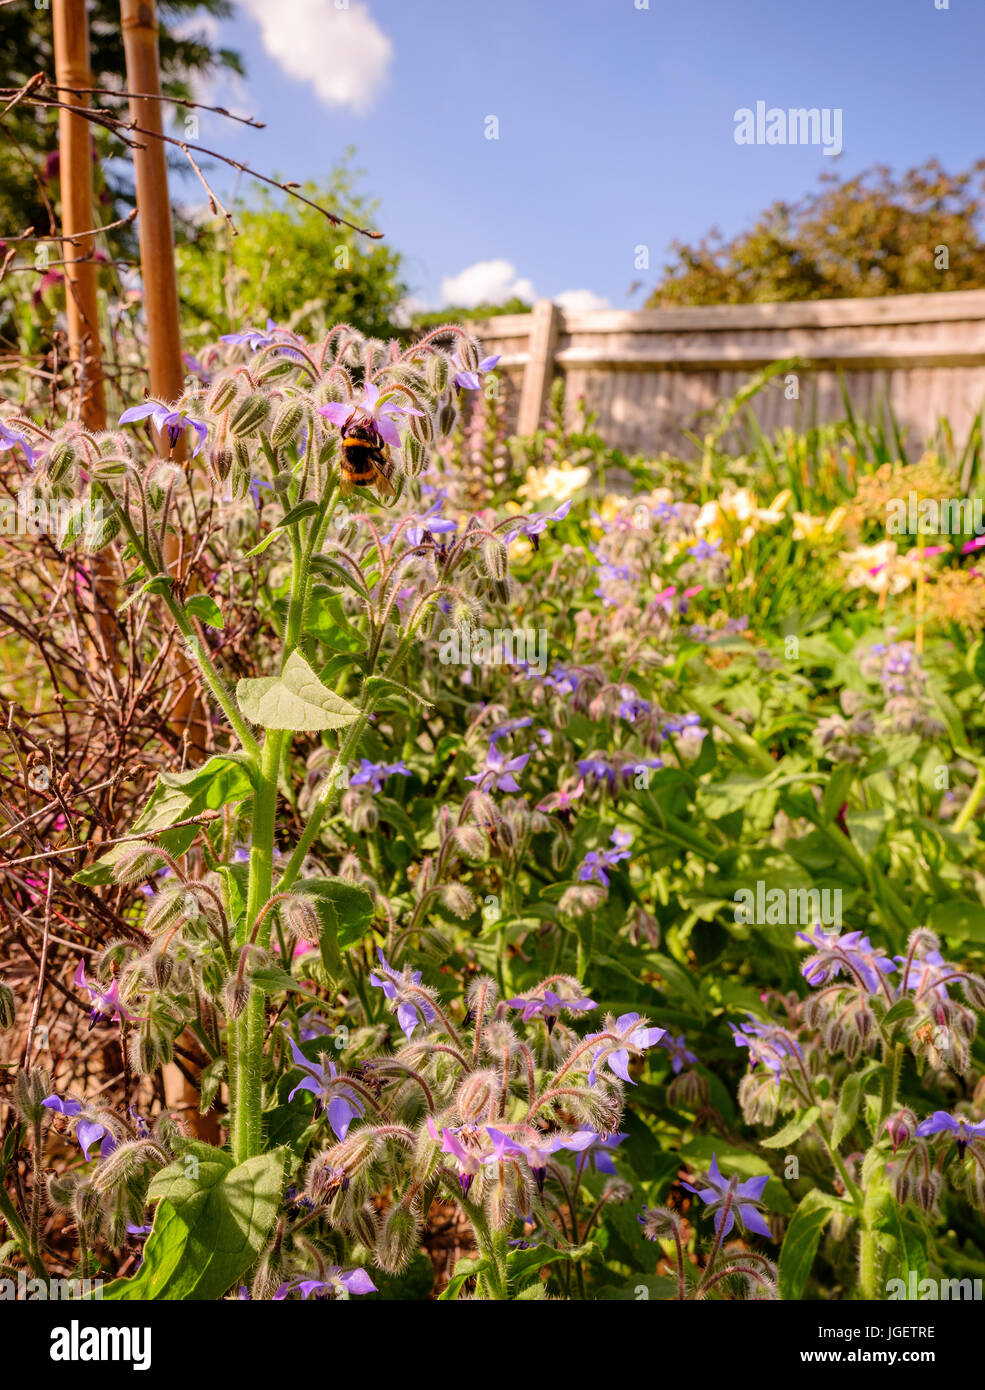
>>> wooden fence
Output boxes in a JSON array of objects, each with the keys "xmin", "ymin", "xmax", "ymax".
[{"xmin": 469, "ymin": 290, "xmax": 985, "ymax": 458}]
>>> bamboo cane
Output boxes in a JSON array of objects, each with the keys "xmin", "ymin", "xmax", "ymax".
[
  {"xmin": 52, "ymin": 0, "xmax": 117, "ymax": 662},
  {"xmin": 120, "ymin": 0, "xmax": 217, "ymax": 1141}
]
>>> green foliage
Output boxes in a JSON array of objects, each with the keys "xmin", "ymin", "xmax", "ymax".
[
  {"xmin": 175, "ymin": 154, "xmax": 407, "ymax": 341},
  {"xmin": 649, "ymin": 160, "xmax": 985, "ymax": 305}
]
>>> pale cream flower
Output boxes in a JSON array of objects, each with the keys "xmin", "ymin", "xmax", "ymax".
[{"xmin": 518, "ymin": 462, "xmax": 591, "ymax": 505}]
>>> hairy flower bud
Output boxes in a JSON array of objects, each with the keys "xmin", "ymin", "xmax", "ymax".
[
  {"xmin": 458, "ymin": 339, "xmax": 481, "ymax": 373},
  {"xmin": 224, "ymin": 971, "xmax": 252, "ymax": 1020},
  {"xmin": 270, "ymin": 401, "xmax": 305, "ymax": 448},
  {"xmin": 426, "ymin": 353, "xmax": 450, "ymax": 395},
  {"xmin": 409, "ymin": 410, "xmax": 434, "ymax": 445},
  {"xmin": 206, "ymin": 445, "xmax": 232, "ymax": 484},
  {"xmin": 207, "ymin": 377, "xmax": 239, "ymax": 414},
  {"xmin": 438, "ymin": 402, "xmax": 457, "ymax": 436},
  {"xmin": 376, "ymin": 1202, "xmax": 421, "ymax": 1274},
  {"xmin": 403, "ymin": 432, "xmax": 428, "ymax": 475},
  {"xmin": 0, "ymin": 978, "xmax": 14, "ymax": 1030},
  {"xmin": 347, "ymin": 1202, "xmax": 381, "ymax": 1249},
  {"xmin": 43, "ymin": 440, "xmax": 78, "ymax": 485},
  {"xmin": 282, "ymin": 894, "xmax": 321, "ymax": 944},
  {"xmin": 13, "ymin": 1067, "xmax": 51, "ymax": 1124},
  {"xmin": 439, "ymin": 882, "xmax": 475, "ymax": 920},
  {"xmin": 111, "ymin": 841, "xmax": 168, "ymax": 886},
  {"xmin": 229, "ymin": 393, "xmax": 271, "ymax": 437}
]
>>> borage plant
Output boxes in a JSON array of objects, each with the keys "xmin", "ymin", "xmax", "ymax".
[{"xmin": 5, "ymin": 320, "xmax": 665, "ymax": 1300}]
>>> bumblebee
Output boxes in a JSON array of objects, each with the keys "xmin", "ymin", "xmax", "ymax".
[{"xmin": 338, "ymin": 413, "xmax": 395, "ymax": 500}]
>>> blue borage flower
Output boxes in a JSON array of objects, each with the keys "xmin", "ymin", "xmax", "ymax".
[
  {"xmin": 368, "ymin": 949, "xmax": 436, "ymax": 1041},
  {"xmin": 119, "ymin": 399, "xmax": 208, "ymax": 456},
  {"xmin": 797, "ymin": 925, "xmax": 896, "ymax": 996},
  {"xmin": 915, "ymin": 1110, "xmax": 985, "ymax": 1158},
  {"xmin": 283, "ymin": 1030, "xmax": 365, "ymax": 1140},
  {"xmin": 680, "ymin": 1154, "xmax": 774, "ymax": 1240},
  {"xmin": 273, "ymin": 1268, "xmax": 377, "ymax": 1299},
  {"xmin": 730, "ymin": 1014, "xmax": 803, "ymax": 1086},
  {"xmin": 660, "ymin": 1032, "xmax": 699, "ymax": 1074},
  {"xmin": 0, "ymin": 418, "xmax": 39, "ymax": 467},
  {"xmin": 586, "ymin": 1011, "xmax": 665, "ymax": 1085},
  {"xmin": 505, "ymin": 980, "xmax": 596, "ymax": 1033},
  {"xmin": 350, "ymin": 758, "xmax": 411, "ymax": 793},
  {"xmin": 465, "ymin": 745, "xmax": 530, "ymax": 793},
  {"xmin": 577, "ymin": 828, "xmax": 632, "ymax": 887},
  {"xmin": 41, "ymin": 1095, "xmax": 113, "ymax": 1160}
]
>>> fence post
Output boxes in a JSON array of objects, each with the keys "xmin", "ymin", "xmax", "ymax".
[{"xmin": 517, "ymin": 298, "xmax": 561, "ymax": 435}]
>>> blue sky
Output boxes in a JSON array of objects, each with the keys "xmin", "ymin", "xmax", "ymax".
[{"xmin": 187, "ymin": 0, "xmax": 985, "ymax": 312}]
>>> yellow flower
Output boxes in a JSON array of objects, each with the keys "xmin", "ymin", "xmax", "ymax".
[{"xmin": 518, "ymin": 462, "xmax": 591, "ymax": 505}]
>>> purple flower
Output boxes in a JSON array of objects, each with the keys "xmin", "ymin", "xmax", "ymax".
[
  {"xmin": 616, "ymin": 686, "xmax": 651, "ymax": 721},
  {"xmin": 74, "ymin": 960, "xmax": 144, "ymax": 1030},
  {"xmin": 505, "ymin": 986, "xmax": 596, "ymax": 1033},
  {"xmin": 453, "ymin": 355, "xmax": 501, "ymax": 392},
  {"xmin": 465, "ymin": 746, "xmax": 530, "ymax": 793},
  {"xmin": 41, "ymin": 1095, "xmax": 113, "ymax": 1161},
  {"xmin": 405, "ymin": 515, "xmax": 457, "ymax": 547},
  {"xmin": 318, "ymin": 382, "xmax": 424, "ymax": 451},
  {"xmin": 427, "ymin": 1117, "xmax": 487, "ymax": 1196},
  {"xmin": 586, "ymin": 1011, "xmax": 665, "ymax": 1085},
  {"xmin": 730, "ymin": 1015, "xmax": 802, "ymax": 1085},
  {"xmin": 570, "ymin": 1127, "xmax": 626, "ymax": 1176},
  {"xmin": 283, "ymin": 1032, "xmax": 364, "ymax": 1139},
  {"xmin": 914, "ymin": 1111, "xmax": 985, "ymax": 1158},
  {"xmin": 895, "ymin": 948, "xmax": 952, "ymax": 1003},
  {"xmin": 119, "ymin": 399, "xmax": 208, "ymax": 457},
  {"xmin": 0, "ymin": 419, "xmax": 39, "ymax": 467},
  {"xmin": 686, "ymin": 538, "xmax": 720, "ymax": 561},
  {"xmin": 274, "ymin": 1268, "xmax": 377, "ymax": 1299},
  {"xmin": 350, "ymin": 758, "xmax": 411, "ymax": 793},
  {"xmin": 506, "ymin": 499, "xmax": 573, "ymax": 550},
  {"xmin": 220, "ymin": 318, "xmax": 278, "ymax": 351},
  {"xmin": 797, "ymin": 926, "xmax": 896, "ymax": 996},
  {"xmin": 487, "ymin": 716, "xmax": 533, "ymax": 745},
  {"xmin": 659, "ymin": 1033, "xmax": 698, "ymax": 1074},
  {"xmin": 485, "ymin": 1127, "xmax": 588, "ymax": 1193},
  {"xmin": 577, "ymin": 828, "xmax": 632, "ymax": 887},
  {"xmin": 681, "ymin": 1154, "xmax": 773, "ymax": 1240},
  {"xmin": 368, "ymin": 950, "xmax": 436, "ymax": 1040},
  {"xmin": 660, "ymin": 712, "xmax": 707, "ymax": 743}
]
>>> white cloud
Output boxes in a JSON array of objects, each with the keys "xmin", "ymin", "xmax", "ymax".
[
  {"xmin": 240, "ymin": 0, "xmax": 392, "ymax": 114},
  {"xmin": 554, "ymin": 288, "xmax": 611, "ymax": 313},
  {"xmin": 440, "ymin": 259, "xmax": 536, "ymax": 309}
]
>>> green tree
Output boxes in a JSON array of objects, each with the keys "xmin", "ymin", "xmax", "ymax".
[
  {"xmin": 175, "ymin": 156, "xmax": 407, "ymax": 342},
  {"xmin": 648, "ymin": 161, "xmax": 985, "ymax": 306},
  {"xmin": 0, "ymin": 0, "xmax": 243, "ymax": 240}
]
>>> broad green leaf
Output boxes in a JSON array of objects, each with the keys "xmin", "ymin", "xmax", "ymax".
[
  {"xmin": 102, "ymin": 1144, "xmax": 284, "ymax": 1300},
  {"xmin": 831, "ymin": 1064, "xmax": 880, "ymax": 1148},
  {"xmin": 760, "ymin": 1106, "xmax": 821, "ymax": 1149},
  {"xmin": 236, "ymin": 651, "xmax": 361, "ymax": 731},
  {"xmin": 875, "ymin": 1203, "xmax": 928, "ymax": 1290},
  {"xmin": 437, "ymin": 1253, "xmax": 491, "ymax": 1301},
  {"xmin": 184, "ymin": 594, "xmax": 224, "ymax": 629},
  {"xmin": 882, "ymin": 997, "xmax": 917, "ymax": 1029},
  {"xmin": 77, "ymin": 754, "xmax": 254, "ymax": 869},
  {"xmin": 506, "ymin": 1241, "xmax": 597, "ymax": 1288},
  {"xmin": 296, "ymin": 877, "xmax": 375, "ymax": 951},
  {"xmin": 928, "ymin": 898, "xmax": 985, "ymax": 942},
  {"xmin": 844, "ymin": 806, "xmax": 893, "ymax": 858},
  {"xmin": 778, "ymin": 1190, "xmax": 845, "ymax": 1300}
]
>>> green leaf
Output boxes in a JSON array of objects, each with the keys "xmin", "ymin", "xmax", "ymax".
[
  {"xmin": 102, "ymin": 1143, "xmax": 284, "ymax": 1300},
  {"xmin": 778, "ymin": 1190, "xmax": 845, "ymax": 1300},
  {"xmin": 505, "ymin": 1241, "xmax": 597, "ymax": 1289},
  {"xmin": 76, "ymin": 754, "xmax": 254, "ymax": 869},
  {"xmin": 437, "ymin": 1253, "xmax": 491, "ymax": 1301},
  {"xmin": 118, "ymin": 573, "xmax": 172, "ymax": 613},
  {"xmin": 760, "ymin": 1106, "xmax": 821, "ymax": 1149},
  {"xmin": 236, "ymin": 651, "xmax": 361, "ymax": 732},
  {"xmin": 242, "ymin": 503, "xmax": 321, "ymax": 560},
  {"xmin": 882, "ymin": 997, "xmax": 917, "ymax": 1029},
  {"xmin": 875, "ymin": 1203, "xmax": 928, "ymax": 1290},
  {"xmin": 295, "ymin": 876, "xmax": 375, "ymax": 951},
  {"xmin": 184, "ymin": 594, "xmax": 225, "ymax": 629},
  {"xmin": 831, "ymin": 1064, "xmax": 880, "ymax": 1148},
  {"xmin": 928, "ymin": 898, "xmax": 985, "ymax": 942},
  {"xmin": 845, "ymin": 806, "xmax": 893, "ymax": 858},
  {"xmin": 364, "ymin": 674, "xmax": 434, "ymax": 711}
]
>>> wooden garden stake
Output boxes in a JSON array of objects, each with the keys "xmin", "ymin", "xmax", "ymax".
[
  {"xmin": 52, "ymin": 0, "xmax": 118, "ymax": 661},
  {"xmin": 120, "ymin": 0, "xmax": 217, "ymax": 1140}
]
